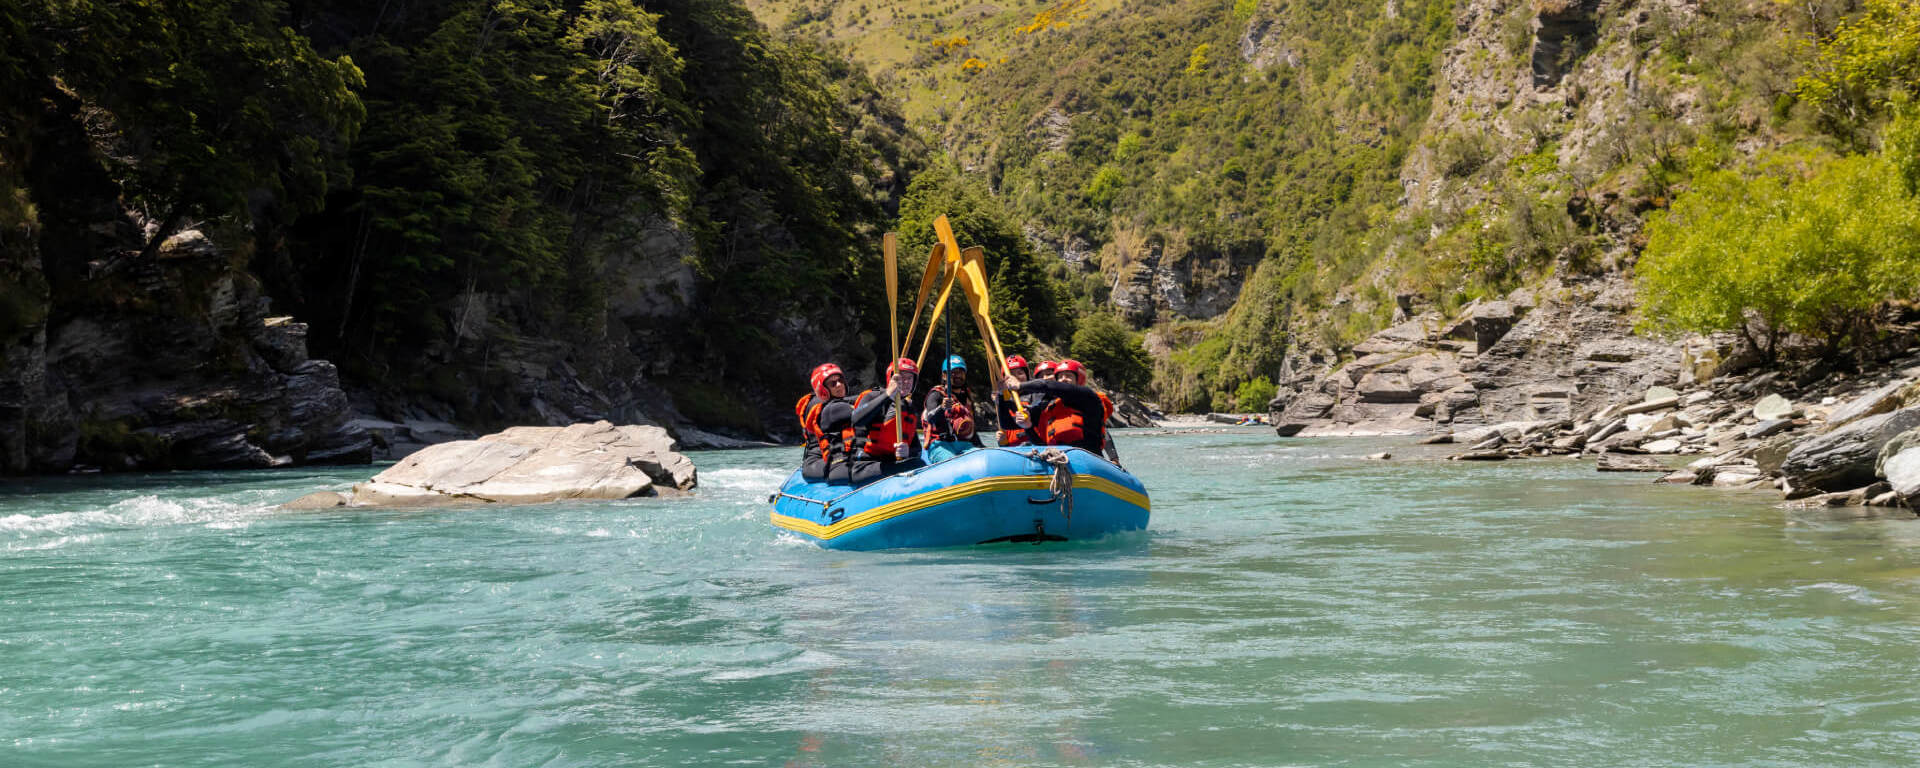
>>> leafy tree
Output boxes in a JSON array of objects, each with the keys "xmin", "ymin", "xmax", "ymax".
[
  {"xmin": 1799, "ymin": 0, "xmax": 1920, "ymax": 146},
  {"xmin": 41, "ymin": 0, "xmax": 364, "ymax": 258},
  {"xmin": 1070, "ymin": 311, "xmax": 1153, "ymax": 393},
  {"xmin": 1083, "ymin": 165, "xmax": 1123, "ymax": 210},
  {"xmin": 896, "ymin": 160, "xmax": 1068, "ymax": 348},
  {"xmin": 1637, "ymin": 150, "xmax": 1920, "ymax": 361},
  {"xmin": 1185, "ymin": 43, "xmax": 1211, "ymax": 75},
  {"xmin": 1233, "ymin": 376, "xmax": 1276, "ymax": 412}
]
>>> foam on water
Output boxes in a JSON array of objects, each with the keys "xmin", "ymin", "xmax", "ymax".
[
  {"xmin": 701, "ymin": 466, "xmax": 791, "ymax": 491},
  {"xmin": 1, "ymin": 493, "xmax": 263, "ymax": 538}
]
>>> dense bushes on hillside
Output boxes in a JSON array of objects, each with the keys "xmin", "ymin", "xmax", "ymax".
[
  {"xmin": 1638, "ymin": 150, "xmax": 1920, "ymax": 361},
  {"xmin": 275, "ymin": 0, "xmax": 923, "ymax": 410},
  {"xmin": 6, "ymin": 0, "xmax": 934, "ymax": 428},
  {"xmin": 1640, "ymin": 0, "xmax": 1920, "ymax": 364},
  {"xmin": 920, "ymin": 0, "xmax": 1458, "ymax": 407}
]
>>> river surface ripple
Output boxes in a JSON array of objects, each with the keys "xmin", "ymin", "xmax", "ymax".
[{"xmin": 4, "ymin": 430, "xmax": 1919, "ymax": 766}]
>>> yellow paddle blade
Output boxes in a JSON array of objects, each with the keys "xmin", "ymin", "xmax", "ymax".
[
  {"xmin": 883, "ymin": 232, "xmax": 899, "ymax": 331},
  {"xmin": 957, "ymin": 247, "xmax": 1002, "ymax": 365},
  {"xmin": 956, "ymin": 246, "xmax": 1028, "ymax": 419},
  {"xmin": 884, "ymin": 233, "xmax": 899, "ymax": 341},
  {"xmin": 900, "ymin": 242, "xmax": 945, "ymax": 358},
  {"xmin": 914, "ymin": 267, "xmax": 962, "ymax": 370},
  {"xmin": 934, "ymin": 215, "xmax": 964, "ymax": 266}
]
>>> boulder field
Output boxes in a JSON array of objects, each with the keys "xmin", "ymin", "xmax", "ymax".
[{"xmin": 1269, "ymin": 274, "xmax": 1920, "ymax": 515}]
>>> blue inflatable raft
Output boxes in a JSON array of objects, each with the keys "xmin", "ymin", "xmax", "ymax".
[{"xmin": 769, "ymin": 446, "xmax": 1150, "ymax": 550}]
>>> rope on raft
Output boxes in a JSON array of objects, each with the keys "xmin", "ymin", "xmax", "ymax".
[{"xmin": 1036, "ymin": 447, "xmax": 1074, "ymax": 521}]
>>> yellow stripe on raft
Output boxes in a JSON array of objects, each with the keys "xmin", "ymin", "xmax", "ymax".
[{"xmin": 770, "ymin": 474, "xmax": 1149, "ymax": 541}]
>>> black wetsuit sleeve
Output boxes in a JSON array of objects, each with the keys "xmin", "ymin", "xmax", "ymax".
[
  {"xmin": 1016, "ymin": 380, "xmax": 1103, "ymax": 414},
  {"xmin": 849, "ymin": 392, "xmax": 890, "ymax": 426},
  {"xmin": 921, "ymin": 388, "xmax": 947, "ymax": 438},
  {"xmin": 817, "ymin": 400, "xmax": 853, "ymax": 433}
]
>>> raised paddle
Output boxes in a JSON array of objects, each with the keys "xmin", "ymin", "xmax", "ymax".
[
  {"xmin": 883, "ymin": 232, "xmax": 903, "ymax": 454},
  {"xmin": 899, "ymin": 242, "xmax": 946, "ymax": 359},
  {"xmin": 954, "ymin": 246, "xmax": 1028, "ymax": 421},
  {"xmin": 914, "ymin": 266, "xmax": 962, "ymax": 370}
]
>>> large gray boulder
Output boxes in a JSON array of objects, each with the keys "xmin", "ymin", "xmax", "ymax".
[
  {"xmin": 1878, "ymin": 426, "xmax": 1920, "ymax": 476},
  {"xmin": 347, "ymin": 421, "xmax": 697, "ymax": 506},
  {"xmin": 1280, "ymin": 391, "xmax": 1337, "ymax": 420},
  {"xmin": 1782, "ymin": 407, "xmax": 1920, "ymax": 492},
  {"xmin": 1883, "ymin": 448, "xmax": 1920, "ymax": 506}
]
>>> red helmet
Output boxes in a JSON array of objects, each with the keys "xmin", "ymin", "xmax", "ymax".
[
  {"xmin": 1034, "ymin": 360, "xmax": 1057, "ymax": 377},
  {"xmin": 1058, "ymin": 359, "xmax": 1086, "ymax": 384},
  {"xmin": 1004, "ymin": 355, "xmax": 1028, "ymax": 373},
  {"xmin": 810, "ymin": 363, "xmax": 844, "ymax": 397},
  {"xmin": 887, "ymin": 357, "xmax": 919, "ymax": 378}
]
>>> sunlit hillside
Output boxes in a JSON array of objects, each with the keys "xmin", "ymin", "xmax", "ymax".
[{"xmin": 744, "ymin": 0, "xmax": 1124, "ymax": 125}]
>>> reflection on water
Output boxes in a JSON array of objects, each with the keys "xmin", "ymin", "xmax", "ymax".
[{"xmin": 3, "ymin": 430, "xmax": 1919, "ymax": 766}]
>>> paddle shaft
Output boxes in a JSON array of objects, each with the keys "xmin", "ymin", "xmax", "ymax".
[{"xmin": 884, "ymin": 233, "xmax": 902, "ymax": 451}]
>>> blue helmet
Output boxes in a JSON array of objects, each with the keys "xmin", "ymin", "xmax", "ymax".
[{"xmin": 944, "ymin": 355, "xmax": 967, "ymax": 372}]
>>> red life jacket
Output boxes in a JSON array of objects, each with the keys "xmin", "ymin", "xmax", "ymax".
[
  {"xmin": 1097, "ymin": 391, "xmax": 1114, "ymax": 424},
  {"xmin": 794, "ymin": 393, "xmax": 857, "ymax": 462},
  {"xmin": 853, "ymin": 390, "xmax": 920, "ymax": 459},
  {"xmin": 1041, "ymin": 397, "xmax": 1085, "ymax": 446}
]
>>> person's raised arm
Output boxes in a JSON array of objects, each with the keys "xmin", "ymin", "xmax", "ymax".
[{"xmin": 849, "ymin": 390, "xmax": 890, "ymax": 426}]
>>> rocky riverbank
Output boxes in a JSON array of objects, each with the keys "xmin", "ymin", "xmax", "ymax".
[{"xmin": 1266, "ymin": 274, "xmax": 1920, "ymax": 512}]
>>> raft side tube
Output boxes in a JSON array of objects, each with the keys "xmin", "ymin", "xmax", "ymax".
[{"xmin": 769, "ymin": 446, "xmax": 1148, "ymax": 550}]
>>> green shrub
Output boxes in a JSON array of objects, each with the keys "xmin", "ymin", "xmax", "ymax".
[
  {"xmin": 1234, "ymin": 376, "xmax": 1277, "ymax": 412},
  {"xmin": 1083, "ymin": 165, "xmax": 1124, "ymax": 210},
  {"xmin": 1637, "ymin": 150, "xmax": 1920, "ymax": 360},
  {"xmin": 1069, "ymin": 311, "xmax": 1152, "ymax": 393}
]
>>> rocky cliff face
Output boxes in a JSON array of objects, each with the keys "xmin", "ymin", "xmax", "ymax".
[
  {"xmin": 2, "ymin": 228, "xmax": 369, "ymax": 473},
  {"xmin": 1261, "ymin": 0, "xmax": 1823, "ymax": 429},
  {"xmin": 2, "ymin": 87, "xmax": 368, "ymax": 474}
]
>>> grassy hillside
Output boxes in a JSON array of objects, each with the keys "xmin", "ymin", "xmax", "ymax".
[
  {"xmin": 754, "ymin": 0, "xmax": 1893, "ymax": 411},
  {"xmin": 745, "ymin": 0, "xmax": 1128, "ymax": 125}
]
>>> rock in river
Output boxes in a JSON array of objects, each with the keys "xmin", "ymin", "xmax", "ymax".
[
  {"xmin": 345, "ymin": 421, "xmax": 697, "ymax": 507},
  {"xmin": 1781, "ymin": 407, "xmax": 1920, "ymax": 493}
]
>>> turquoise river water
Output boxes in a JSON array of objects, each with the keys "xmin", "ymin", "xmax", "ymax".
[{"xmin": 4, "ymin": 429, "xmax": 1920, "ymax": 766}]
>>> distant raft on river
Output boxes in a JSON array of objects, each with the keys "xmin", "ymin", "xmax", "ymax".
[{"xmin": 769, "ymin": 445, "xmax": 1149, "ymax": 550}]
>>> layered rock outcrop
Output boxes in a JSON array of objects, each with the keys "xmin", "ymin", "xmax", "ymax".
[{"xmin": 1269, "ymin": 273, "xmax": 1680, "ymax": 435}]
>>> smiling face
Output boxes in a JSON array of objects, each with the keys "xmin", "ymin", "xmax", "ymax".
[
  {"xmin": 892, "ymin": 371, "xmax": 917, "ymax": 393},
  {"xmin": 1010, "ymin": 366, "xmax": 1029, "ymax": 383}
]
